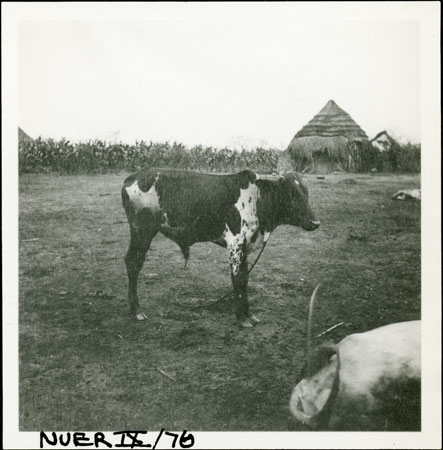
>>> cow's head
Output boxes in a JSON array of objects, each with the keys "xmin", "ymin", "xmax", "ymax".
[{"xmin": 279, "ymin": 172, "xmax": 320, "ymax": 231}]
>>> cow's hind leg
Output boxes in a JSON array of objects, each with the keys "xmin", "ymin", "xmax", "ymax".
[
  {"xmin": 125, "ymin": 210, "xmax": 160, "ymax": 321},
  {"xmin": 230, "ymin": 253, "xmax": 260, "ymax": 328}
]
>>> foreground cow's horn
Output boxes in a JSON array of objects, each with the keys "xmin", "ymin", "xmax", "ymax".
[
  {"xmin": 256, "ymin": 174, "xmax": 283, "ymax": 181},
  {"xmin": 306, "ymin": 283, "xmax": 322, "ymax": 377}
]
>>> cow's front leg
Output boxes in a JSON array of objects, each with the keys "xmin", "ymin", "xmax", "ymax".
[{"xmin": 230, "ymin": 251, "xmax": 260, "ymax": 328}]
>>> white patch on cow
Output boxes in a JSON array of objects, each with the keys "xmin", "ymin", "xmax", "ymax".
[
  {"xmin": 223, "ymin": 224, "xmax": 245, "ymax": 275},
  {"xmin": 125, "ymin": 175, "xmax": 160, "ymax": 213},
  {"xmin": 223, "ymin": 182, "xmax": 260, "ymax": 275},
  {"xmin": 338, "ymin": 321, "xmax": 421, "ymax": 400}
]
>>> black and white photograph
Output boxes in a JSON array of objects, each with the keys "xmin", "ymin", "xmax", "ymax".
[{"xmin": 2, "ymin": 2, "xmax": 441, "ymax": 449}]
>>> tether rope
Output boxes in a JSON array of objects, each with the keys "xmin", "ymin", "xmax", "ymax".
[{"xmin": 188, "ymin": 235, "xmax": 271, "ymax": 309}]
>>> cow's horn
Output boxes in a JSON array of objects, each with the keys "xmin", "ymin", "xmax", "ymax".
[
  {"xmin": 256, "ymin": 174, "xmax": 283, "ymax": 181},
  {"xmin": 307, "ymin": 283, "xmax": 321, "ymax": 377}
]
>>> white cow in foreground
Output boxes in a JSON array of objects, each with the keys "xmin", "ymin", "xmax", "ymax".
[{"xmin": 290, "ymin": 320, "xmax": 421, "ymax": 431}]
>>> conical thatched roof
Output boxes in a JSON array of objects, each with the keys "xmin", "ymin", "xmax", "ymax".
[
  {"xmin": 286, "ymin": 100, "xmax": 373, "ymax": 173},
  {"xmin": 293, "ymin": 100, "xmax": 368, "ymax": 139}
]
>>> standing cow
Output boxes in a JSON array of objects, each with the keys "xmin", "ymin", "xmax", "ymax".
[
  {"xmin": 122, "ymin": 168, "xmax": 319, "ymax": 327},
  {"xmin": 289, "ymin": 320, "xmax": 421, "ymax": 430}
]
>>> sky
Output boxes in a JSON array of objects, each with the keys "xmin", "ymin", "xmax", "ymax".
[{"xmin": 18, "ymin": 4, "xmax": 421, "ymax": 149}]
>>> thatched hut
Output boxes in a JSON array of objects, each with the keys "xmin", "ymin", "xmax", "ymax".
[
  {"xmin": 286, "ymin": 100, "xmax": 373, "ymax": 173},
  {"xmin": 370, "ymin": 130, "xmax": 401, "ymax": 153},
  {"xmin": 18, "ymin": 127, "xmax": 33, "ymax": 144},
  {"xmin": 370, "ymin": 130, "xmax": 401, "ymax": 171}
]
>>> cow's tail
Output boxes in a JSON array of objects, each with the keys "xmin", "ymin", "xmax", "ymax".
[{"xmin": 306, "ymin": 283, "xmax": 321, "ymax": 377}]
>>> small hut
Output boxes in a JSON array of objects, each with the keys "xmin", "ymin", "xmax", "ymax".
[
  {"xmin": 370, "ymin": 130, "xmax": 403, "ymax": 171},
  {"xmin": 286, "ymin": 100, "xmax": 372, "ymax": 173},
  {"xmin": 18, "ymin": 127, "xmax": 33, "ymax": 144},
  {"xmin": 370, "ymin": 130, "xmax": 403, "ymax": 152}
]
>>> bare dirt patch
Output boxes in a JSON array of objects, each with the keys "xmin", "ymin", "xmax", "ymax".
[{"xmin": 19, "ymin": 172, "xmax": 420, "ymax": 430}]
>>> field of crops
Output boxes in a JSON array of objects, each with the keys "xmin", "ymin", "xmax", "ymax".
[
  {"xmin": 19, "ymin": 171, "xmax": 421, "ymax": 431},
  {"xmin": 19, "ymin": 138, "xmax": 280, "ymax": 174},
  {"xmin": 19, "ymin": 138, "xmax": 420, "ymax": 175}
]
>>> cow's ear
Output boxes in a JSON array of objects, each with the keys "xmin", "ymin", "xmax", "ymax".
[
  {"xmin": 289, "ymin": 355, "xmax": 338, "ymax": 427},
  {"xmin": 238, "ymin": 169, "xmax": 257, "ymax": 188}
]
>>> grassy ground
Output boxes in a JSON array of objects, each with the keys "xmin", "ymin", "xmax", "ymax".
[{"xmin": 19, "ymin": 172, "xmax": 420, "ymax": 431}]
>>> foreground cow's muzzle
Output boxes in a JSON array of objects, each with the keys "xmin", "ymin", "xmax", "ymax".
[{"xmin": 303, "ymin": 219, "xmax": 321, "ymax": 231}]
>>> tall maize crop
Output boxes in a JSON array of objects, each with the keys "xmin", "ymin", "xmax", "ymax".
[{"xmin": 19, "ymin": 138, "xmax": 279, "ymax": 174}]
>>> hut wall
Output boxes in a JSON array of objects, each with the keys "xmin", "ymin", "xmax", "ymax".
[{"xmin": 287, "ymin": 136, "xmax": 373, "ymax": 173}]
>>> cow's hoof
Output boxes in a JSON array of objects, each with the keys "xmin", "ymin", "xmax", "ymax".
[
  {"xmin": 240, "ymin": 319, "xmax": 254, "ymax": 328},
  {"xmin": 135, "ymin": 312, "xmax": 148, "ymax": 321},
  {"xmin": 239, "ymin": 315, "xmax": 260, "ymax": 328},
  {"xmin": 248, "ymin": 315, "xmax": 260, "ymax": 324}
]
